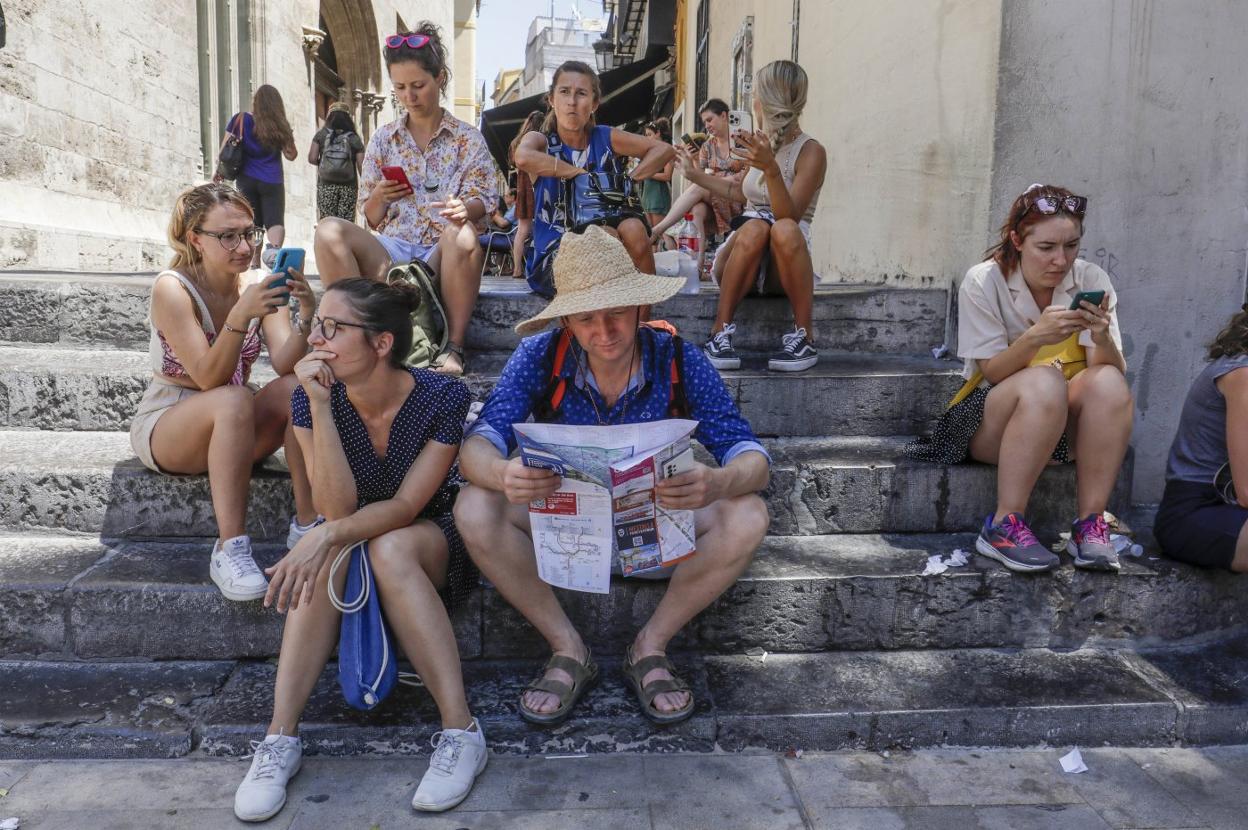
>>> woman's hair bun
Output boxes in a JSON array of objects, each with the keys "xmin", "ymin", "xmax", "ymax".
[{"xmin": 386, "ymin": 278, "xmax": 423, "ymax": 314}]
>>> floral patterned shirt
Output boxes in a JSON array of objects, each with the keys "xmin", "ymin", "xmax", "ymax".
[{"xmin": 358, "ymin": 110, "xmax": 500, "ymax": 247}]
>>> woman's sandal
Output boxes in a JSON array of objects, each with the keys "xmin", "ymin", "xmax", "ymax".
[
  {"xmin": 518, "ymin": 651, "xmax": 599, "ymax": 726},
  {"xmin": 623, "ymin": 646, "xmax": 695, "ymax": 725},
  {"xmin": 430, "ymin": 342, "xmax": 467, "ymax": 376}
]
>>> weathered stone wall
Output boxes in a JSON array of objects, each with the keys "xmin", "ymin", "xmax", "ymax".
[
  {"xmin": 0, "ymin": 0, "xmax": 456, "ymax": 272},
  {"xmin": 990, "ymin": 0, "xmax": 1248, "ymax": 501}
]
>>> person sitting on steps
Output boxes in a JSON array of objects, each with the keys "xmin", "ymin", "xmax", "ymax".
[
  {"xmin": 454, "ymin": 225, "xmax": 770, "ymax": 726},
  {"xmin": 233, "ymin": 277, "xmax": 484, "ymax": 821},
  {"xmin": 906, "ymin": 183, "xmax": 1133, "ymax": 574},
  {"xmin": 676, "ymin": 61, "xmax": 827, "ymax": 373},
  {"xmin": 513, "ymin": 60, "xmax": 674, "ymax": 299},
  {"xmin": 1155, "ymin": 305, "xmax": 1248, "ymax": 572},
  {"xmin": 129, "ymin": 182, "xmax": 319, "ymax": 602},
  {"xmin": 312, "ymin": 22, "xmax": 499, "ymax": 376}
]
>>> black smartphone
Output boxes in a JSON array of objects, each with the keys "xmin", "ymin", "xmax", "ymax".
[{"xmin": 1069, "ymin": 289, "xmax": 1106, "ymax": 311}]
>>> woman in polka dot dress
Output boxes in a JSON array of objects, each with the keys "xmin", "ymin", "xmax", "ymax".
[{"xmin": 232, "ymin": 277, "xmax": 485, "ymax": 821}]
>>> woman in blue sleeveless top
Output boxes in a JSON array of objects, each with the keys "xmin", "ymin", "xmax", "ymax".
[{"xmin": 514, "ymin": 60, "xmax": 674, "ymax": 297}]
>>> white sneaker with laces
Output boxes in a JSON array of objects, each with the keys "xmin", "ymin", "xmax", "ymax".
[
  {"xmin": 411, "ymin": 718, "xmax": 488, "ymax": 812},
  {"xmin": 210, "ymin": 535, "xmax": 268, "ymax": 601},
  {"xmin": 234, "ymin": 734, "xmax": 302, "ymax": 822},
  {"xmin": 286, "ymin": 515, "xmax": 325, "ymax": 549}
]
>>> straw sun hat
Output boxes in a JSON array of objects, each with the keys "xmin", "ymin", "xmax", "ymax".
[{"xmin": 514, "ymin": 225, "xmax": 685, "ymax": 335}]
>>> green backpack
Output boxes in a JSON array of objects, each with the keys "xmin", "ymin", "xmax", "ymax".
[{"xmin": 385, "ymin": 259, "xmax": 448, "ymax": 369}]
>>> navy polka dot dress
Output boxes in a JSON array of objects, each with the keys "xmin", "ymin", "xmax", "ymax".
[{"xmin": 291, "ymin": 367, "xmax": 477, "ymax": 608}]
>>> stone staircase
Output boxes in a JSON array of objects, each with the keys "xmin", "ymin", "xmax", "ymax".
[{"xmin": 2, "ymin": 270, "xmax": 1247, "ymax": 760}]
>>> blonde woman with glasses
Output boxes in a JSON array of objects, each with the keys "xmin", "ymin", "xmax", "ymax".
[{"xmin": 130, "ymin": 183, "xmax": 319, "ymax": 602}]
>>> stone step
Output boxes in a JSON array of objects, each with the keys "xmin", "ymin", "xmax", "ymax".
[
  {"xmin": 0, "ymin": 343, "xmax": 962, "ymax": 436},
  {"xmin": 5, "ymin": 634, "xmax": 1248, "ymax": 758},
  {"xmin": 0, "ymin": 271, "xmax": 949, "ymax": 354},
  {"xmin": 4, "ymin": 530, "xmax": 1236, "ymax": 663},
  {"xmin": 0, "ymin": 432, "xmax": 1132, "ymax": 537}
]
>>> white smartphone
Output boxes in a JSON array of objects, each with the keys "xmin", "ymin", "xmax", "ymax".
[{"xmin": 727, "ymin": 110, "xmax": 753, "ymax": 159}]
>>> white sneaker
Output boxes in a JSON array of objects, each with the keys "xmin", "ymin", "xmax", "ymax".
[
  {"xmin": 234, "ymin": 734, "xmax": 302, "ymax": 822},
  {"xmin": 411, "ymin": 718, "xmax": 488, "ymax": 812},
  {"xmin": 210, "ymin": 535, "xmax": 268, "ymax": 601},
  {"xmin": 286, "ymin": 515, "xmax": 325, "ymax": 549}
]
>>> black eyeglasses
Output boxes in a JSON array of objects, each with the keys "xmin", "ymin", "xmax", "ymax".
[
  {"xmin": 195, "ymin": 226, "xmax": 265, "ymax": 251},
  {"xmin": 311, "ymin": 315, "xmax": 377, "ymax": 340}
]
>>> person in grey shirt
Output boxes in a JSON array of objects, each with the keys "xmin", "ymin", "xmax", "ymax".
[{"xmin": 1155, "ymin": 305, "xmax": 1248, "ymax": 570}]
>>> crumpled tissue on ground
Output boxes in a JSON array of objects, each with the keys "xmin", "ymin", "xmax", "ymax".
[
  {"xmin": 0, "ymin": 817, "xmax": 19, "ymax": 830},
  {"xmin": 921, "ymin": 549, "xmax": 971, "ymax": 576},
  {"xmin": 1059, "ymin": 747, "xmax": 1089, "ymax": 774}
]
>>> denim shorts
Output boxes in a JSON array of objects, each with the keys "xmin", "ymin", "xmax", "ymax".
[{"xmin": 377, "ymin": 234, "xmax": 436, "ymax": 267}]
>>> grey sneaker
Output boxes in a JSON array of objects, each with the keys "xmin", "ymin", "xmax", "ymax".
[
  {"xmin": 703, "ymin": 323, "xmax": 741, "ymax": 370},
  {"xmin": 975, "ymin": 512, "xmax": 1060, "ymax": 573},
  {"xmin": 260, "ymin": 243, "xmax": 279, "ymax": 270},
  {"xmin": 1067, "ymin": 513, "xmax": 1121, "ymax": 571}
]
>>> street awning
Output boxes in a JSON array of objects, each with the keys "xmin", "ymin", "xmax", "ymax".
[{"xmin": 479, "ymin": 47, "xmax": 670, "ymax": 173}]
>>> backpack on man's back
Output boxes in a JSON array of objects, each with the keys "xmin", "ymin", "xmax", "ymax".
[{"xmin": 319, "ymin": 129, "xmax": 357, "ymax": 185}]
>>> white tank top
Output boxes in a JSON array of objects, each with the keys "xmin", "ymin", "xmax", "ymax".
[{"xmin": 740, "ymin": 132, "xmax": 821, "ymax": 224}]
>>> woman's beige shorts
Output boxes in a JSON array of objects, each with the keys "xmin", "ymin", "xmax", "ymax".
[{"xmin": 129, "ymin": 379, "xmax": 200, "ymax": 473}]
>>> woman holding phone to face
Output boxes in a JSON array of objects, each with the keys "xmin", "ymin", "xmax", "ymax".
[
  {"xmin": 313, "ymin": 22, "xmax": 499, "ymax": 376},
  {"xmin": 907, "ymin": 183, "xmax": 1133, "ymax": 574},
  {"xmin": 130, "ymin": 183, "xmax": 318, "ymax": 602},
  {"xmin": 673, "ymin": 61, "xmax": 827, "ymax": 373}
]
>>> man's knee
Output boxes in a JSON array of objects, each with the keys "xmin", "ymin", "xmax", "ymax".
[
  {"xmin": 441, "ymin": 220, "xmax": 480, "ymax": 257},
  {"xmin": 454, "ymin": 485, "xmax": 510, "ymax": 550},
  {"xmin": 314, "ymin": 216, "xmax": 351, "ymax": 248},
  {"xmin": 702, "ymin": 494, "xmax": 768, "ymax": 567}
]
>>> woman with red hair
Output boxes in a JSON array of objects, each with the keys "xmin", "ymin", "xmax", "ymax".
[{"xmin": 908, "ymin": 183, "xmax": 1133, "ymax": 574}]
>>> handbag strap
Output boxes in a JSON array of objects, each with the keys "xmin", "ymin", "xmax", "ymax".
[{"xmin": 327, "ymin": 539, "xmax": 372, "ymax": 613}]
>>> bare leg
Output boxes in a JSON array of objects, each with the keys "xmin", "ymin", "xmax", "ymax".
[
  {"xmin": 512, "ymin": 219, "xmax": 532, "ymax": 278},
  {"xmin": 369, "ymin": 523, "xmax": 472, "ymax": 730},
  {"xmin": 1232, "ymin": 523, "xmax": 1248, "ymax": 573},
  {"xmin": 267, "ymin": 224, "xmax": 286, "ymax": 250},
  {"xmin": 429, "ymin": 221, "xmax": 484, "ymax": 361},
  {"xmin": 149, "ymin": 385, "xmax": 259, "ymax": 540},
  {"xmin": 969, "ymin": 366, "xmax": 1068, "ymax": 522},
  {"xmin": 1066, "ymin": 365, "xmax": 1134, "ymax": 517},
  {"xmin": 313, "ymin": 217, "xmax": 392, "ymax": 284},
  {"xmin": 268, "ymin": 549, "xmax": 348, "ymax": 736},
  {"xmin": 252, "ymin": 374, "xmax": 317, "ymax": 525},
  {"xmin": 712, "ymin": 219, "xmax": 770, "ymax": 334},
  {"xmin": 767, "ymin": 219, "xmax": 816, "ymax": 341},
  {"xmin": 455, "ymin": 486, "xmax": 584, "ymax": 716},
  {"xmin": 632, "ymin": 493, "xmax": 767, "ymax": 713},
  {"xmin": 650, "ymin": 185, "xmax": 710, "ymax": 243}
]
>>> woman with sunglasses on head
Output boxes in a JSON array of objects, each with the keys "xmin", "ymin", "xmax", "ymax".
[
  {"xmin": 674, "ymin": 61, "xmax": 827, "ymax": 373},
  {"xmin": 129, "ymin": 183, "xmax": 319, "ymax": 602},
  {"xmin": 233, "ymin": 277, "xmax": 483, "ymax": 821},
  {"xmin": 513, "ymin": 60, "xmax": 674, "ymax": 298},
  {"xmin": 313, "ymin": 22, "xmax": 499, "ymax": 376},
  {"xmin": 1154, "ymin": 307, "xmax": 1248, "ymax": 572},
  {"xmin": 907, "ymin": 184, "xmax": 1133, "ymax": 574}
]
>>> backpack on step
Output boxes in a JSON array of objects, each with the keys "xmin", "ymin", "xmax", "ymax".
[
  {"xmin": 386, "ymin": 259, "xmax": 448, "ymax": 369},
  {"xmin": 319, "ymin": 129, "xmax": 356, "ymax": 185}
]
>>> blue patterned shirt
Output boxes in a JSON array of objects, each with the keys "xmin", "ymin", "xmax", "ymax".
[{"xmin": 466, "ymin": 327, "xmax": 770, "ymax": 467}]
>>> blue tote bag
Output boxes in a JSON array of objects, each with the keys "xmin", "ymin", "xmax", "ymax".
[{"xmin": 329, "ymin": 539, "xmax": 397, "ymax": 710}]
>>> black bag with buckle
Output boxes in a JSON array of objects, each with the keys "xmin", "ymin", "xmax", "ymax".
[{"xmin": 216, "ymin": 114, "xmax": 245, "ymax": 181}]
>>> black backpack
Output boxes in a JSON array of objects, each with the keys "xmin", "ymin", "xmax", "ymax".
[{"xmin": 319, "ymin": 129, "xmax": 356, "ymax": 185}]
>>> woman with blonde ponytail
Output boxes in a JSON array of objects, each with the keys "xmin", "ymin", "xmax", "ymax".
[
  {"xmin": 673, "ymin": 60, "xmax": 827, "ymax": 373},
  {"xmin": 1156, "ymin": 306, "xmax": 1248, "ymax": 571},
  {"xmin": 130, "ymin": 183, "xmax": 319, "ymax": 602}
]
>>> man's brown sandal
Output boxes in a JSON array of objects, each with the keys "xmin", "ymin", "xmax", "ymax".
[
  {"xmin": 623, "ymin": 646, "xmax": 695, "ymax": 725},
  {"xmin": 518, "ymin": 651, "xmax": 599, "ymax": 726}
]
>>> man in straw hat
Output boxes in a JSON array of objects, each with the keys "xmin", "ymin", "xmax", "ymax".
[{"xmin": 456, "ymin": 225, "xmax": 770, "ymax": 725}]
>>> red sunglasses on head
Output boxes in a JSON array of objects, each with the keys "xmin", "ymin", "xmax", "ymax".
[{"xmin": 386, "ymin": 33, "xmax": 430, "ymax": 49}]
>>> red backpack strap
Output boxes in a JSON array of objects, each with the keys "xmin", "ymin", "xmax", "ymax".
[
  {"xmin": 667, "ymin": 334, "xmax": 690, "ymax": 419},
  {"xmin": 534, "ymin": 328, "xmax": 574, "ymax": 421}
]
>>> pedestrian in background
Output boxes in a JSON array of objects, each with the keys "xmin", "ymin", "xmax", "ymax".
[
  {"xmin": 509, "ymin": 110, "xmax": 544, "ymax": 278},
  {"xmin": 641, "ymin": 118, "xmax": 674, "ymax": 242},
  {"xmin": 218, "ymin": 85, "xmax": 298, "ymax": 268},
  {"xmin": 309, "ymin": 103, "xmax": 365, "ymax": 222}
]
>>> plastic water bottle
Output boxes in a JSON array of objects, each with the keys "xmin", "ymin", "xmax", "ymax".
[{"xmin": 675, "ymin": 213, "xmax": 703, "ymax": 294}]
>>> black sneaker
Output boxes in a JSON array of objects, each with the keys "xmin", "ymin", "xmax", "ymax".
[
  {"xmin": 703, "ymin": 323, "xmax": 741, "ymax": 370},
  {"xmin": 768, "ymin": 327, "xmax": 818, "ymax": 372}
]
